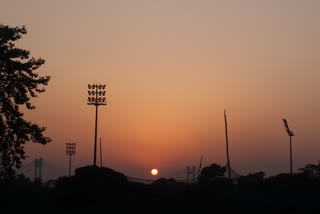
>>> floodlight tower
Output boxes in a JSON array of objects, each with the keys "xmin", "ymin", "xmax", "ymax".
[
  {"xmin": 282, "ymin": 118, "xmax": 295, "ymax": 174},
  {"xmin": 66, "ymin": 143, "xmax": 76, "ymax": 177},
  {"xmin": 87, "ymin": 84, "xmax": 106, "ymax": 166}
]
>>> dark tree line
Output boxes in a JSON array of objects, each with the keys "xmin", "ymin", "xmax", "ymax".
[{"xmin": 3, "ymin": 163, "xmax": 320, "ymax": 213}]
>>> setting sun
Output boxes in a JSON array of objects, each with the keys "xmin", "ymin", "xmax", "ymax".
[{"xmin": 151, "ymin": 169, "xmax": 158, "ymax": 176}]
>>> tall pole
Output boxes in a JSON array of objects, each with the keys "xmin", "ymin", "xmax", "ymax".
[
  {"xmin": 100, "ymin": 137, "xmax": 102, "ymax": 167},
  {"xmin": 88, "ymin": 84, "xmax": 106, "ymax": 167},
  {"xmin": 94, "ymin": 100, "xmax": 98, "ymax": 166},
  {"xmin": 224, "ymin": 110, "xmax": 232, "ymax": 180},
  {"xmin": 282, "ymin": 118, "xmax": 294, "ymax": 175}
]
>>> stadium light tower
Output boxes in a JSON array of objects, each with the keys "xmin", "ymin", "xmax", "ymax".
[
  {"xmin": 282, "ymin": 118, "xmax": 295, "ymax": 174},
  {"xmin": 66, "ymin": 143, "xmax": 76, "ymax": 177},
  {"xmin": 88, "ymin": 84, "xmax": 106, "ymax": 166}
]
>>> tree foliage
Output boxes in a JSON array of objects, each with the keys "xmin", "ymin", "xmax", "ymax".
[
  {"xmin": 298, "ymin": 163, "xmax": 320, "ymax": 179},
  {"xmin": 0, "ymin": 24, "xmax": 51, "ymax": 179},
  {"xmin": 199, "ymin": 163, "xmax": 226, "ymax": 183}
]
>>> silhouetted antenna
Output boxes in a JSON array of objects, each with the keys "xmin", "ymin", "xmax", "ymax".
[
  {"xmin": 66, "ymin": 143, "xmax": 76, "ymax": 177},
  {"xmin": 87, "ymin": 84, "xmax": 106, "ymax": 166},
  {"xmin": 282, "ymin": 118, "xmax": 295, "ymax": 174},
  {"xmin": 197, "ymin": 155, "xmax": 203, "ymax": 182},
  {"xmin": 224, "ymin": 110, "xmax": 232, "ymax": 180}
]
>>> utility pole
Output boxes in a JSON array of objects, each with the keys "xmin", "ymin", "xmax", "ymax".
[
  {"xmin": 224, "ymin": 110, "xmax": 232, "ymax": 180},
  {"xmin": 66, "ymin": 143, "xmax": 76, "ymax": 177},
  {"xmin": 87, "ymin": 84, "xmax": 106, "ymax": 166},
  {"xmin": 282, "ymin": 118, "xmax": 295, "ymax": 174}
]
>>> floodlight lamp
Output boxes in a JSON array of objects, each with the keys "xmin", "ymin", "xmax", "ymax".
[
  {"xmin": 102, "ymin": 85, "xmax": 106, "ymax": 89},
  {"xmin": 99, "ymin": 85, "xmax": 102, "ymax": 90},
  {"xmin": 102, "ymin": 91, "xmax": 106, "ymax": 96},
  {"xmin": 99, "ymin": 91, "xmax": 102, "ymax": 96}
]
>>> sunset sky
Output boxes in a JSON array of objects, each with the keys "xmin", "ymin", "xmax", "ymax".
[{"xmin": 1, "ymin": 0, "xmax": 320, "ymax": 181}]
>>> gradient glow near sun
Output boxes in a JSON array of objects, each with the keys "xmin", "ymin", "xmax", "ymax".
[{"xmin": 151, "ymin": 169, "xmax": 158, "ymax": 176}]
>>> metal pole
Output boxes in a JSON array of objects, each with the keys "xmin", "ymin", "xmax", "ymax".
[
  {"xmin": 93, "ymin": 85, "xmax": 99, "ymax": 166},
  {"xmin": 94, "ymin": 104, "xmax": 98, "ymax": 166},
  {"xmin": 100, "ymin": 138, "xmax": 102, "ymax": 167},
  {"xmin": 224, "ymin": 110, "xmax": 232, "ymax": 180},
  {"xmin": 290, "ymin": 135, "xmax": 293, "ymax": 174}
]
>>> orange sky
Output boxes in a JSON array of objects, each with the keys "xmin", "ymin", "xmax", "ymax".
[{"xmin": 1, "ymin": 0, "xmax": 320, "ymax": 180}]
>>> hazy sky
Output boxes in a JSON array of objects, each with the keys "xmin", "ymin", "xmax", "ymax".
[{"xmin": 1, "ymin": 0, "xmax": 320, "ymax": 180}]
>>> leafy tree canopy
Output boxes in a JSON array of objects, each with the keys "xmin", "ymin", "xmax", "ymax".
[{"xmin": 0, "ymin": 24, "xmax": 51, "ymax": 179}]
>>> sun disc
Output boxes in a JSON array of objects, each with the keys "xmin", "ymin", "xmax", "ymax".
[{"xmin": 151, "ymin": 168, "xmax": 158, "ymax": 176}]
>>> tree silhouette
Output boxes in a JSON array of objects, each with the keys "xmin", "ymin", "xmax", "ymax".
[
  {"xmin": 0, "ymin": 24, "xmax": 51, "ymax": 179},
  {"xmin": 298, "ymin": 163, "xmax": 320, "ymax": 179},
  {"xmin": 199, "ymin": 163, "xmax": 226, "ymax": 183}
]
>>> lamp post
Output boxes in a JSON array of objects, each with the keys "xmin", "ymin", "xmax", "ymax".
[
  {"xmin": 87, "ymin": 84, "xmax": 106, "ymax": 166},
  {"xmin": 66, "ymin": 143, "xmax": 76, "ymax": 177},
  {"xmin": 282, "ymin": 118, "xmax": 295, "ymax": 174}
]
